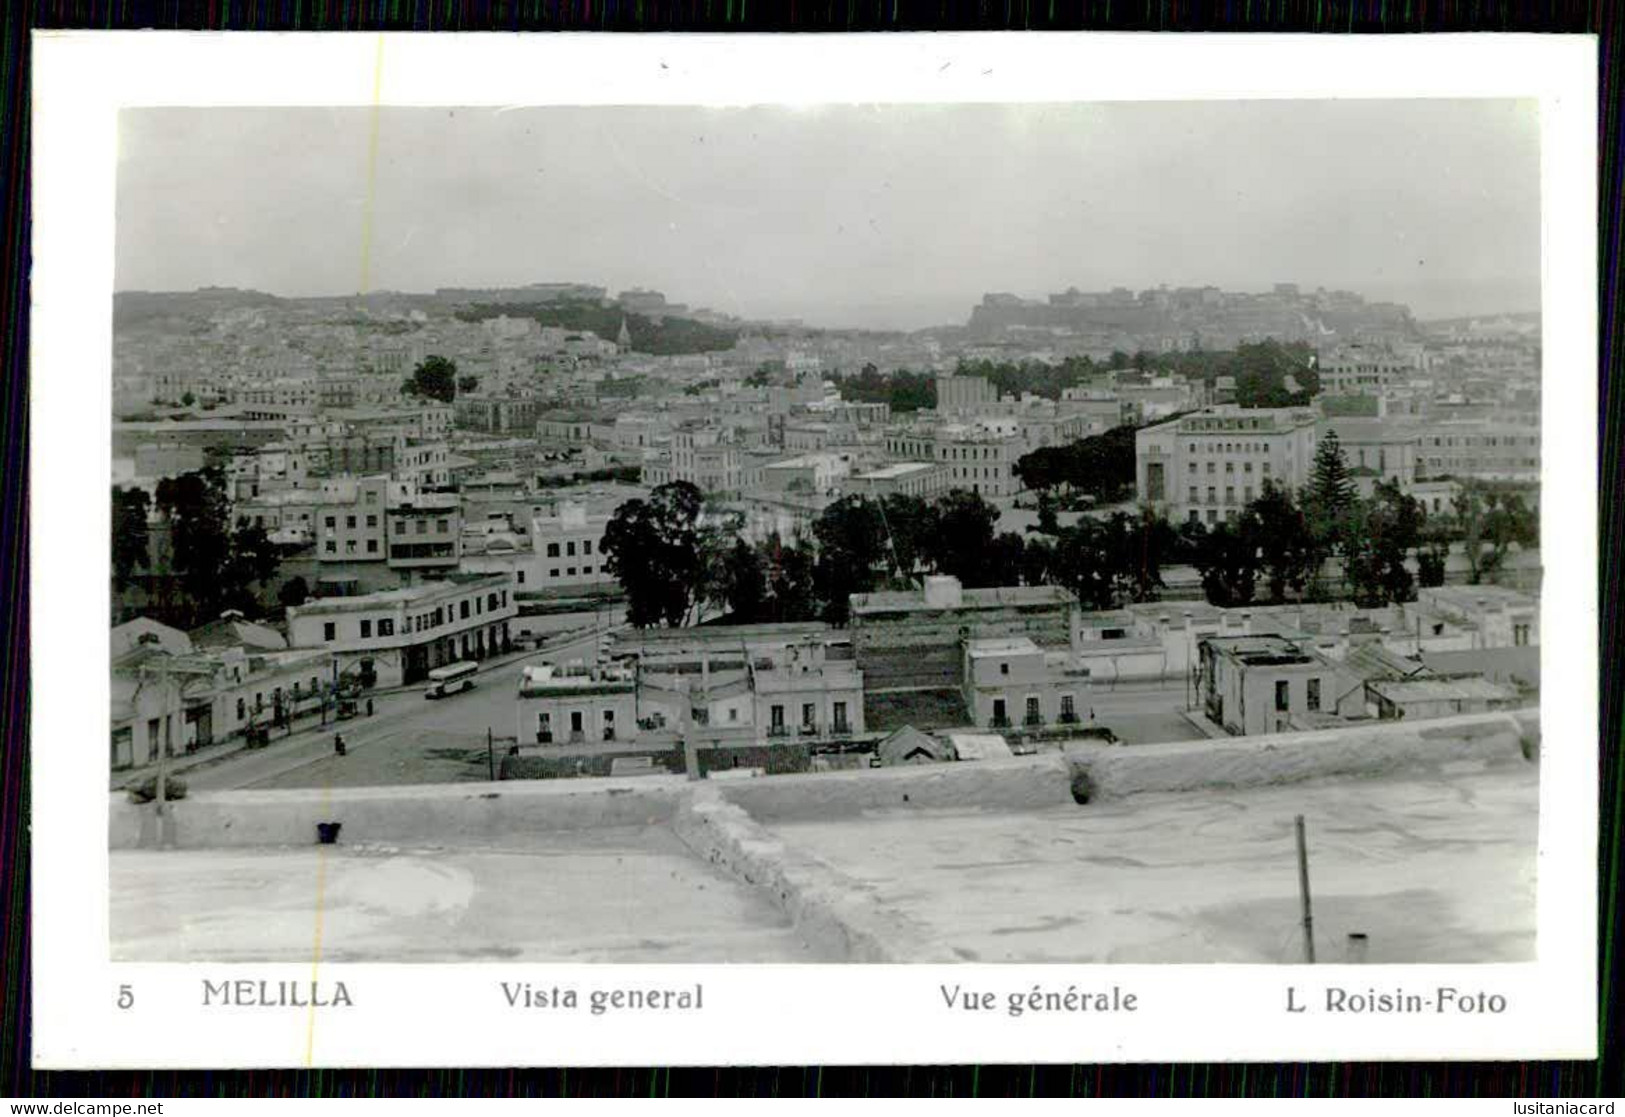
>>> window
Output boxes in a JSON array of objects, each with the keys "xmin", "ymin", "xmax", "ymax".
[
  {"xmin": 1207, "ymin": 461, "xmax": 1216, "ymax": 474},
  {"xmin": 728, "ymin": 707, "xmax": 738, "ymax": 722},
  {"xmin": 325, "ymin": 516, "xmax": 336, "ymax": 529},
  {"xmin": 1262, "ymin": 463, "xmax": 1272, "ymax": 476},
  {"xmin": 1307, "ymin": 678, "xmax": 1322, "ymax": 711},
  {"xmin": 1243, "ymin": 461, "xmax": 1252, "ymax": 474},
  {"xmin": 1225, "ymin": 486, "xmax": 1235, "ymax": 504},
  {"xmin": 236, "ymin": 698, "xmax": 246, "ymax": 720},
  {"xmin": 583, "ymin": 540, "xmax": 593, "ymax": 555},
  {"xmin": 437, "ymin": 519, "xmax": 449, "ymax": 533},
  {"xmin": 378, "ymin": 619, "xmax": 394, "ymax": 637},
  {"xmin": 1207, "ymin": 486, "xmax": 1217, "ymax": 504},
  {"xmin": 1513, "ymin": 623, "xmax": 1530, "ymax": 647},
  {"xmin": 345, "ymin": 541, "xmax": 356, "ymax": 555},
  {"xmin": 367, "ymin": 515, "xmax": 378, "ymax": 528},
  {"xmin": 1025, "ymin": 695, "xmax": 1042, "ymax": 725},
  {"xmin": 460, "ymin": 600, "xmax": 470, "ymax": 620},
  {"xmin": 567, "ymin": 541, "xmax": 577, "ymax": 556},
  {"xmin": 999, "ymin": 662, "xmax": 1009, "ymax": 675},
  {"xmin": 602, "ymin": 709, "xmax": 616, "ymax": 741},
  {"xmin": 547, "ymin": 543, "xmax": 560, "ymax": 557},
  {"xmin": 517, "ymin": 570, "xmax": 525, "ymax": 584},
  {"xmin": 583, "ymin": 566, "xmax": 592, "ymax": 575},
  {"xmin": 537, "ymin": 712, "xmax": 553, "ymax": 744},
  {"xmin": 395, "ymin": 520, "xmax": 407, "ymax": 534},
  {"xmin": 1060, "ymin": 694, "xmax": 1076, "ymax": 720},
  {"xmin": 566, "ymin": 567, "xmax": 575, "ymax": 576},
  {"xmin": 1188, "ymin": 486, "xmax": 1199, "ymax": 504},
  {"xmin": 346, "ymin": 515, "xmax": 357, "ymax": 529},
  {"xmin": 802, "ymin": 703, "xmax": 816, "ymax": 728},
  {"xmin": 415, "ymin": 520, "xmax": 427, "ymax": 535},
  {"xmin": 1187, "ymin": 462, "xmax": 1197, "ymax": 474},
  {"xmin": 770, "ymin": 705, "xmax": 785, "ymax": 731},
  {"xmin": 569, "ymin": 711, "xmax": 584, "ymax": 737},
  {"xmin": 1225, "ymin": 462, "xmax": 1234, "ymax": 474},
  {"xmin": 1275, "ymin": 680, "xmax": 1290, "ymax": 712},
  {"xmin": 323, "ymin": 622, "xmax": 336, "ymax": 641},
  {"xmin": 550, "ymin": 569, "xmax": 560, "ymax": 578},
  {"xmin": 833, "ymin": 701, "xmax": 848, "ymax": 731},
  {"xmin": 367, "ymin": 539, "xmax": 378, "ymax": 553},
  {"xmin": 325, "ymin": 540, "xmax": 336, "ymax": 554}
]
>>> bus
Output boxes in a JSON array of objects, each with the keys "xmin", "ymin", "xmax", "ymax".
[{"xmin": 424, "ymin": 661, "xmax": 478, "ymax": 699}]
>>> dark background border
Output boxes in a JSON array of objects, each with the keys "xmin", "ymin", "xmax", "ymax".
[{"xmin": 3, "ymin": 0, "xmax": 1620, "ymax": 1098}]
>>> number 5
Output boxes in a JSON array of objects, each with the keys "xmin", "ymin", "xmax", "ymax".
[{"xmin": 117, "ymin": 985, "xmax": 134, "ymax": 1010}]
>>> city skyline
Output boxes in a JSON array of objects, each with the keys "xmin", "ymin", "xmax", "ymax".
[{"xmin": 115, "ymin": 100, "xmax": 1542, "ymax": 330}]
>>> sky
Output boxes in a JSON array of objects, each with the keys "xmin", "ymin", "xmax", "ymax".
[{"xmin": 115, "ymin": 100, "xmax": 1542, "ymax": 330}]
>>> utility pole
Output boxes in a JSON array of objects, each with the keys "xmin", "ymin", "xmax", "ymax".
[
  {"xmin": 1295, "ymin": 813, "xmax": 1315, "ymax": 964},
  {"xmin": 487, "ymin": 727, "xmax": 495, "ymax": 781}
]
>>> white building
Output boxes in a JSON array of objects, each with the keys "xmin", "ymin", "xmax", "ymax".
[
  {"xmin": 286, "ymin": 573, "xmax": 516, "ymax": 686},
  {"xmin": 1135, "ymin": 406, "xmax": 1320, "ymax": 525}
]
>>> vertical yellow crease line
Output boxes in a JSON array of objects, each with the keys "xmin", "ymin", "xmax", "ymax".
[{"xmin": 306, "ymin": 36, "xmax": 386, "ymax": 1069}]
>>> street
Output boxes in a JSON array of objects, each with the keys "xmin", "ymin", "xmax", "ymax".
[{"xmin": 183, "ymin": 627, "xmax": 613, "ymax": 791}]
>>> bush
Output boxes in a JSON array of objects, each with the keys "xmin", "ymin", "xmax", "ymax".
[{"xmin": 128, "ymin": 774, "xmax": 188, "ymax": 803}]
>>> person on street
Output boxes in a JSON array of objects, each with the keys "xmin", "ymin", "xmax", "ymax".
[{"xmin": 334, "ymin": 733, "xmax": 347, "ymax": 756}]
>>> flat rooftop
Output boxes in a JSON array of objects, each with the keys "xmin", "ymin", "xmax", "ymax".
[
  {"xmin": 113, "ymin": 827, "xmax": 827, "ymax": 963},
  {"xmin": 109, "ymin": 712, "xmax": 1538, "ymax": 965}
]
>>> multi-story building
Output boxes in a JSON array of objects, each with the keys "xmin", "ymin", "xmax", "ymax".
[
  {"xmin": 315, "ymin": 477, "xmax": 391, "ymax": 563},
  {"xmin": 528, "ymin": 501, "xmax": 612, "ymax": 590},
  {"xmin": 1198, "ymin": 635, "xmax": 1362, "ymax": 736},
  {"xmin": 847, "ymin": 461, "xmax": 952, "ymax": 500},
  {"xmin": 644, "ymin": 428, "xmax": 743, "ymax": 496},
  {"xmin": 1135, "ymin": 406, "xmax": 1320, "ymax": 525},
  {"xmin": 516, "ymin": 662, "xmax": 639, "ymax": 746},
  {"xmin": 884, "ymin": 423, "xmax": 1026, "ymax": 499},
  {"xmin": 395, "ymin": 440, "xmax": 453, "ymax": 490},
  {"xmin": 935, "ymin": 374, "xmax": 997, "ymax": 413},
  {"xmin": 1415, "ymin": 421, "xmax": 1541, "ymax": 483},
  {"xmin": 1317, "ymin": 342, "xmax": 1425, "ymax": 397},
  {"xmin": 386, "ymin": 490, "xmax": 462, "ymax": 574},
  {"xmin": 286, "ymin": 573, "xmax": 515, "ymax": 686},
  {"xmin": 961, "ymin": 636, "xmax": 1087, "ymax": 731}
]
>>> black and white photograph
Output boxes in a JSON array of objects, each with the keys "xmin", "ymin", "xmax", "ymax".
[
  {"xmin": 27, "ymin": 31, "xmax": 1598, "ymax": 1067},
  {"xmin": 103, "ymin": 96, "xmax": 1547, "ymax": 966}
]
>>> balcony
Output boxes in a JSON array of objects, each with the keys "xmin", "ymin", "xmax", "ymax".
[
  {"xmin": 1023, "ymin": 715, "xmax": 1044, "ymax": 728},
  {"xmin": 831, "ymin": 722, "xmax": 852, "ymax": 737},
  {"xmin": 1058, "ymin": 711, "xmax": 1080, "ymax": 725},
  {"xmin": 798, "ymin": 724, "xmax": 819, "ymax": 737},
  {"xmin": 767, "ymin": 725, "xmax": 789, "ymax": 739},
  {"xmin": 990, "ymin": 716, "xmax": 1011, "ymax": 730},
  {"xmin": 536, "ymin": 731, "xmax": 554, "ymax": 744}
]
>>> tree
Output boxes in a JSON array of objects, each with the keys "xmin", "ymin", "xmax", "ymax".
[
  {"xmin": 1193, "ymin": 517, "xmax": 1259, "ymax": 607},
  {"xmin": 1417, "ymin": 531, "xmax": 1450, "ymax": 588},
  {"xmin": 278, "ymin": 575, "xmax": 310, "ymax": 611},
  {"xmin": 876, "ymin": 494, "xmax": 935, "ymax": 583},
  {"xmin": 717, "ymin": 538, "xmax": 766, "ymax": 623},
  {"xmin": 1453, "ymin": 482, "xmax": 1538, "ymax": 584},
  {"xmin": 403, "ymin": 355, "xmax": 458, "ymax": 403},
  {"xmin": 1051, "ymin": 516, "xmax": 1134, "ymax": 610},
  {"xmin": 154, "ymin": 468, "xmax": 234, "ymax": 624},
  {"xmin": 760, "ymin": 533, "xmax": 819, "ymax": 622},
  {"xmin": 926, "ymin": 490, "xmax": 1000, "ymax": 586},
  {"xmin": 988, "ymin": 532, "xmax": 1028, "ymax": 588},
  {"xmin": 456, "ymin": 375, "xmax": 480, "ymax": 395},
  {"xmin": 112, "ymin": 486, "xmax": 152, "ymax": 594},
  {"xmin": 1247, "ymin": 481, "xmax": 1315, "ymax": 603},
  {"xmin": 1304, "ymin": 429, "xmax": 1358, "ymax": 566},
  {"xmin": 224, "ymin": 519, "xmax": 280, "ymax": 612},
  {"xmin": 1233, "ymin": 339, "xmax": 1318, "ymax": 407},
  {"xmin": 180, "ymin": 391, "xmax": 196, "ymax": 408},
  {"xmin": 600, "ymin": 481, "xmax": 704, "ymax": 628},
  {"xmin": 1020, "ymin": 536, "xmax": 1056, "ymax": 586},
  {"xmin": 813, "ymin": 496, "xmax": 891, "ymax": 624}
]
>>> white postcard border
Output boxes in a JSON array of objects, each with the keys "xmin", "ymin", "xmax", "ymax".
[{"xmin": 30, "ymin": 31, "xmax": 1598, "ymax": 1067}]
